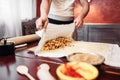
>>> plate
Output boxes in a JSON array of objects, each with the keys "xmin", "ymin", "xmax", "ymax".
[
  {"xmin": 56, "ymin": 62, "xmax": 99, "ymax": 80},
  {"xmin": 67, "ymin": 52, "xmax": 105, "ymax": 65}
]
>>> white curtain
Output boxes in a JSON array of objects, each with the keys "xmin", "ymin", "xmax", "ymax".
[{"xmin": 0, "ymin": 0, "xmax": 36, "ymax": 38}]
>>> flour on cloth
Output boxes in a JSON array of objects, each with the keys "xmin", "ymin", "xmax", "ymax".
[{"xmin": 35, "ymin": 23, "xmax": 75, "ymax": 56}]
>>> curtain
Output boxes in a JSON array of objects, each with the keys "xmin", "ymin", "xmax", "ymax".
[{"xmin": 0, "ymin": 0, "xmax": 36, "ymax": 38}]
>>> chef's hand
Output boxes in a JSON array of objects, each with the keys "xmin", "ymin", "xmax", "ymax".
[
  {"xmin": 74, "ymin": 15, "xmax": 84, "ymax": 28},
  {"xmin": 35, "ymin": 17, "xmax": 48, "ymax": 30}
]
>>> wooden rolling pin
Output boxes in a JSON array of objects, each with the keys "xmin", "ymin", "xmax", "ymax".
[{"xmin": 7, "ymin": 34, "xmax": 40, "ymax": 45}]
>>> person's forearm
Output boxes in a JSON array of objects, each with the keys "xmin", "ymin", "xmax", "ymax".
[
  {"xmin": 40, "ymin": 0, "xmax": 52, "ymax": 18},
  {"xmin": 79, "ymin": 0, "xmax": 89, "ymax": 19}
]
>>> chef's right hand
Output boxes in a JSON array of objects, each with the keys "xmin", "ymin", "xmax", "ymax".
[{"xmin": 35, "ymin": 17, "xmax": 48, "ymax": 30}]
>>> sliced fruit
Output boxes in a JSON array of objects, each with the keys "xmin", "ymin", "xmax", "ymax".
[{"xmin": 56, "ymin": 62, "xmax": 99, "ymax": 80}]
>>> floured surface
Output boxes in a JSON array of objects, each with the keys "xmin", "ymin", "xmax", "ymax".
[{"xmin": 35, "ymin": 41, "xmax": 112, "ymax": 58}]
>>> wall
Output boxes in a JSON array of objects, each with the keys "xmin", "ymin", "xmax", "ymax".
[
  {"xmin": 75, "ymin": 0, "xmax": 120, "ymax": 23},
  {"xmin": 36, "ymin": 0, "xmax": 41, "ymax": 17},
  {"xmin": 37, "ymin": 0, "xmax": 120, "ymax": 23}
]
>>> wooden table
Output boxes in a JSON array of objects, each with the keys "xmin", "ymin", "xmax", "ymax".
[{"xmin": 0, "ymin": 42, "xmax": 120, "ymax": 80}]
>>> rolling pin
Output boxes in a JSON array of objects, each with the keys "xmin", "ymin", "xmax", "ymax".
[{"xmin": 7, "ymin": 34, "xmax": 40, "ymax": 45}]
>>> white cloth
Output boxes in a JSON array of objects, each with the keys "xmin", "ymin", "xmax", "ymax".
[
  {"xmin": 35, "ymin": 23, "xmax": 75, "ymax": 56},
  {"xmin": 48, "ymin": 0, "xmax": 74, "ymax": 21},
  {"xmin": 104, "ymin": 44, "xmax": 120, "ymax": 67}
]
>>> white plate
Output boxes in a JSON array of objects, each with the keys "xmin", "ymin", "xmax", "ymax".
[{"xmin": 66, "ymin": 52, "xmax": 105, "ymax": 65}]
